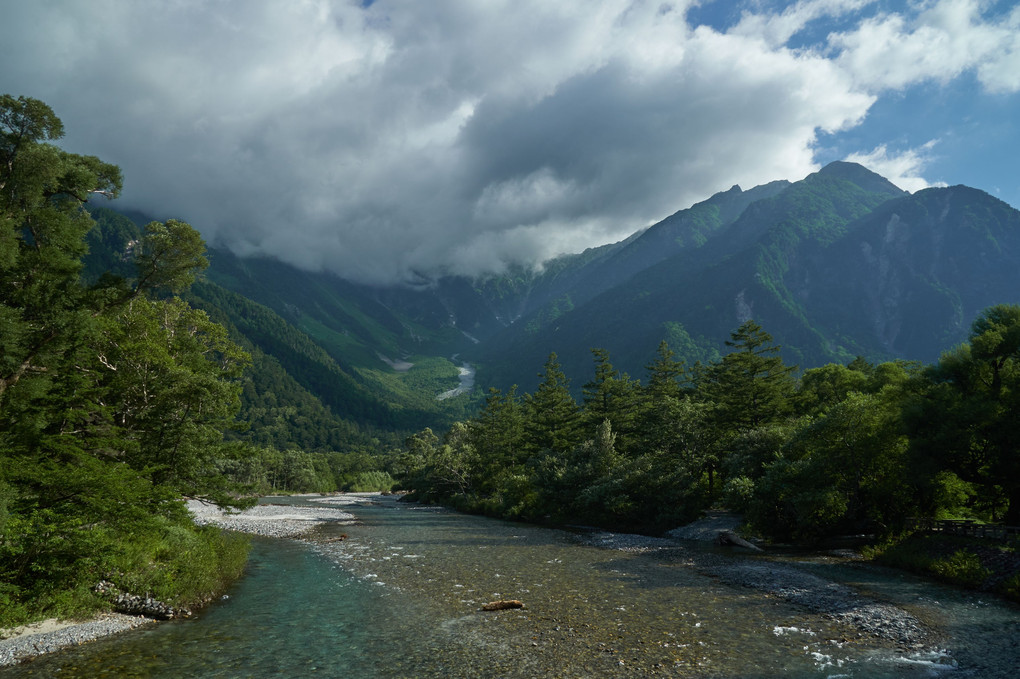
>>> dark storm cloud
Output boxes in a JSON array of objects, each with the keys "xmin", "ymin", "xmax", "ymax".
[{"xmin": 1, "ymin": 0, "xmax": 1016, "ymax": 285}]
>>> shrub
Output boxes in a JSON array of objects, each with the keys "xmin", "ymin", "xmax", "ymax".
[
  {"xmin": 347, "ymin": 470, "xmax": 396, "ymax": 492},
  {"xmin": 929, "ymin": 549, "xmax": 992, "ymax": 588}
]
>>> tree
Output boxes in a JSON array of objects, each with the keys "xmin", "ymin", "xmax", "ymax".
[
  {"xmin": 639, "ymin": 341, "xmax": 689, "ymax": 453},
  {"xmin": 0, "ymin": 95, "xmax": 252, "ymax": 623},
  {"xmin": 700, "ymin": 320, "xmax": 797, "ymax": 432},
  {"xmin": 695, "ymin": 320, "xmax": 796, "ymax": 497},
  {"xmin": 94, "ymin": 296, "xmax": 251, "ymax": 499},
  {"xmin": 468, "ymin": 387, "xmax": 524, "ymax": 495},
  {"xmin": 581, "ymin": 348, "xmax": 640, "ymax": 450},
  {"xmin": 644, "ymin": 340, "xmax": 687, "ymax": 402},
  {"xmin": 1, "ymin": 95, "xmax": 122, "ymax": 402},
  {"xmin": 131, "ymin": 219, "xmax": 209, "ymax": 297},
  {"xmin": 907, "ymin": 305, "xmax": 1020, "ymax": 523},
  {"xmin": 793, "ymin": 362, "xmax": 869, "ymax": 416},
  {"xmin": 523, "ymin": 353, "xmax": 581, "ymax": 455}
]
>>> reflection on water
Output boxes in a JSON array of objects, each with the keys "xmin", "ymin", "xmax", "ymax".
[{"xmin": 7, "ymin": 496, "xmax": 1019, "ymax": 678}]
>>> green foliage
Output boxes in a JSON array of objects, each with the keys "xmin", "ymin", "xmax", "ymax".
[
  {"xmin": 347, "ymin": 470, "xmax": 396, "ymax": 492},
  {"xmin": 105, "ymin": 519, "xmax": 249, "ymax": 609},
  {"xmin": 218, "ymin": 447, "xmax": 338, "ymax": 494},
  {"xmin": 906, "ymin": 304, "xmax": 1020, "ymax": 524},
  {"xmin": 523, "ymin": 354, "xmax": 580, "ymax": 455},
  {"xmin": 700, "ymin": 320, "xmax": 797, "ymax": 432},
  {"xmin": 398, "ymin": 309, "xmax": 1020, "ymax": 546},
  {"xmin": 1003, "ymin": 573, "xmax": 1020, "ymax": 601},
  {"xmin": 0, "ymin": 95, "xmax": 253, "ymax": 625},
  {"xmin": 872, "ymin": 535, "xmax": 1009, "ymax": 595},
  {"xmin": 929, "ymin": 549, "xmax": 992, "ymax": 587}
]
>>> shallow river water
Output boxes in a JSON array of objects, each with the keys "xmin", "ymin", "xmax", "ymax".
[{"xmin": 6, "ymin": 496, "xmax": 1019, "ymax": 678}]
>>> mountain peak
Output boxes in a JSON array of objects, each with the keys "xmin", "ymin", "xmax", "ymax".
[{"xmin": 815, "ymin": 161, "xmax": 906, "ymax": 196}]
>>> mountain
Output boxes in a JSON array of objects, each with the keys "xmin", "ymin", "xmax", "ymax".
[
  {"xmin": 87, "ymin": 160, "xmax": 1020, "ymax": 434},
  {"xmin": 475, "ymin": 162, "xmax": 910, "ymax": 388},
  {"xmin": 793, "ymin": 184, "xmax": 1020, "ymax": 361},
  {"xmin": 85, "ymin": 208, "xmax": 476, "ymax": 450}
]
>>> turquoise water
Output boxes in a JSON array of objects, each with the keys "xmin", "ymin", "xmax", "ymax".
[
  {"xmin": 5, "ymin": 497, "xmax": 1019, "ymax": 678},
  {"xmin": 5, "ymin": 538, "xmax": 405, "ymax": 677}
]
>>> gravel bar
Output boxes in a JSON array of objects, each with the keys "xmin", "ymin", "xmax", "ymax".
[
  {"xmin": 577, "ymin": 518, "xmax": 933, "ymax": 648},
  {"xmin": 186, "ymin": 498, "xmax": 358, "ymax": 537},
  {"xmin": 0, "ymin": 614, "xmax": 154, "ymax": 667}
]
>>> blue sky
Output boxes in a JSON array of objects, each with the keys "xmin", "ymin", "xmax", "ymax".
[{"xmin": 0, "ymin": 0, "xmax": 1017, "ymax": 285}]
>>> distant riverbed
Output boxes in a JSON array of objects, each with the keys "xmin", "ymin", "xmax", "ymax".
[
  {"xmin": 437, "ymin": 361, "xmax": 474, "ymax": 400},
  {"xmin": 5, "ymin": 495, "xmax": 1019, "ymax": 678}
]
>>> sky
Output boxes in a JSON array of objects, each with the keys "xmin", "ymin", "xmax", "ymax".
[{"xmin": 1, "ymin": 0, "xmax": 1018, "ymax": 286}]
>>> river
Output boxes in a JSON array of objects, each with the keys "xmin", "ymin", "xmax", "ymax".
[{"xmin": 5, "ymin": 496, "xmax": 1019, "ymax": 678}]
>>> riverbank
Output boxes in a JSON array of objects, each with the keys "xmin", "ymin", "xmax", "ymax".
[
  {"xmin": 7, "ymin": 494, "xmax": 1017, "ymax": 677},
  {"xmin": 0, "ymin": 614, "xmax": 155, "ymax": 667},
  {"xmin": 0, "ymin": 497, "xmax": 364, "ymax": 668}
]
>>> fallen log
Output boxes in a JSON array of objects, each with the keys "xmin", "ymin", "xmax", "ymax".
[
  {"xmin": 319, "ymin": 533, "xmax": 348, "ymax": 543},
  {"xmin": 717, "ymin": 530, "xmax": 763, "ymax": 552},
  {"xmin": 481, "ymin": 599, "xmax": 525, "ymax": 611}
]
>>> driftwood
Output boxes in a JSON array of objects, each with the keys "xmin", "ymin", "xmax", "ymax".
[
  {"xmin": 320, "ymin": 533, "xmax": 349, "ymax": 543},
  {"xmin": 481, "ymin": 599, "xmax": 525, "ymax": 611},
  {"xmin": 717, "ymin": 530, "xmax": 763, "ymax": 552}
]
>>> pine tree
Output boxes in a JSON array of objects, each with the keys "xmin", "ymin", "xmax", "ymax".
[
  {"xmin": 523, "ymin": 353, "xmax": 581, "ymax": 455},
  {"xmin": 469, "ymin": 386, "xmax": 525, "ymax": 493},
  {"xmin": 581, "ymin": 348, "xmax": 639, "ymax": 451},
  {"xmin": 700, "ymin": 320, "xmax": 796, "ymax": 432}
]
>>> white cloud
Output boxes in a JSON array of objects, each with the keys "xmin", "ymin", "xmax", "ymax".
[
  {"xmin": 830, "ymin": 0, "xmax": 1020, "ymax": 92},
  {"xmin": 0, "ymin": 0, "xmax": 1014, "ymax": 285},
  {"xmin": 844, "ymin": 141, "xmax": 944, "ymax": 193},
  {"xmin": 732, "ymin": 0, "xmax": 874, "ymax": 47}
]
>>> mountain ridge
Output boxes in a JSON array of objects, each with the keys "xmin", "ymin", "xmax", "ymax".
[{"xmin": 88, "ymin": 161, "xmax": 1020, "ymax": 430}]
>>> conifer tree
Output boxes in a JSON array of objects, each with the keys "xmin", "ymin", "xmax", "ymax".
[
  {"xmin": 581, "ymin": 348, "xmax": 639, "ymax": 451},
  {"xmin": 700, "ymin": 320, "xmax": 796, "ymax": 432},
  {"xmin": 469, "ymin": 386, "xmax": 524, "ymax": 494},
  {"xmin": 695, "ymin": 320, "xmax": 795, "ymax": 497},
  {"xmin": 523, "ymin": 353, "xmax": 581, "ymax": 455}
]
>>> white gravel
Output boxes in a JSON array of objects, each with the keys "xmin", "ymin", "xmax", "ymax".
[
  {"xmin": 187, "ymin": 499, "xmax": 358, "ymax": 537},
  {"xmin": 0, "ymin": 614, "xmax": 154, "ymax": 667}
]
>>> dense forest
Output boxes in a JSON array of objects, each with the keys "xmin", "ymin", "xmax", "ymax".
[{"xmin": 398, "ymin": 313, "xmax": 1020, "ymax": 551}]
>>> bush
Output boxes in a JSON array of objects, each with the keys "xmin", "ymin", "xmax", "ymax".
[
  {"xmin": 110, "ymin": 521, "xmax": 250, "ymax": 607},
  {"xmin": 723, "ymin": 476, "xmax": 755, "ymax": 513},
  {"xmin": 0, "ymin": 511, "xmax": 250, "ymax": 629},
  {"xmin": 1001, "ymin": 573, "xmax": 1020, "ymax": 602},
  {"xmin": 929, "ymin": 549, "xmax": 992, "ymax": 588}
]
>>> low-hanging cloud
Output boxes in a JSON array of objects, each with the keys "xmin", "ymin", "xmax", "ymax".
[{"xmin": 1, "ymin": 0, "xmax": 1016, "ymax": 286}]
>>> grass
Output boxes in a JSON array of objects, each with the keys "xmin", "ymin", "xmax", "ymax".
[
  {"xmin": 867, "ymin": 532, "xmax": 1020, "ymax": 602},
  {"xmin": 0, "ymin": 516, "xmax": 251, "ymax": 629}
]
